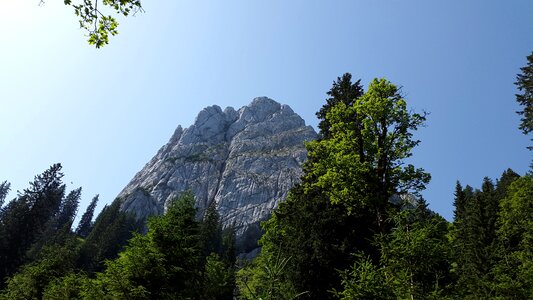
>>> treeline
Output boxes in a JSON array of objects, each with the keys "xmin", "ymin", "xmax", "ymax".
[
  {"xmin": 235, "ymin": 71, "xmax": 532, "ymax": 299},
  {"xmin": 0, "ymin": 52, "xmax": 531, "ymax": 299},
  {"xmin": 0, "ymin": 166, "xmax": 236, "ymax": 299}
]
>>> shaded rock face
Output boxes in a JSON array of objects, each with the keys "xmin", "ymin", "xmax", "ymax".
[{"xmin": 118, "ymin": 97, "xmax": 317, "ymax": 235}]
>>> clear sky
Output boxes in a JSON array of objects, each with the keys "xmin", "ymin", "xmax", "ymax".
[{"xmin": 0, "ymin": 0, "xmax": 531, "ymax": 221}]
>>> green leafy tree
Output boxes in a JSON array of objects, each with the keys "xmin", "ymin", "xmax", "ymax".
[
  {"xmin": 0, "ymin": 239, "xmax": 81, "ymax": 300},
  {"xmin": 336, "ymin": 202, "xmax": 451, "ymax": 300},
  {"xmin": 309, "ymin": 78, "xmax": 430, "ymax": 225},
  {"xmin": 250, "ymin": 76, "xmax": 430, "ymax": 299},
  {"xmin": 40, "ymin": 0, "xmax": 143, "ymax": 48}
]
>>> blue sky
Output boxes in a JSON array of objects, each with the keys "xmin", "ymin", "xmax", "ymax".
[{"xmin": 0, "ymin": 0, "xmax": 531, "ymax": 221}]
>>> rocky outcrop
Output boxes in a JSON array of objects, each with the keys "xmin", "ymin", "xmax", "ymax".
[{"xmin": 117, "ymin": 97, "xmax": 317, "ymax": 235}]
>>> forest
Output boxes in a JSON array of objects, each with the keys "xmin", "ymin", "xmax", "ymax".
[{"xmin": 0, "ymin": 51, "xmax": 531, "ymax": 299}]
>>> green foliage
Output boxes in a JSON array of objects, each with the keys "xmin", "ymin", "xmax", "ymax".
[
  {"xmin": 316, "ymin": 73, "xmax": 364, "ymax": 139},
  {"xmin": 307, "ymin": 78, "xmax": 429, "ymax": 226},
  {"xmin": 334, "ymin": 254, "xmax": 393, "ymax": 300},
  {"xmin": 42, "ymin": 273, "xmax": 93, "ymax": 300},
  {"xmin": 248, "ymin": 75, "xmax": 430, "ymax": 299},
  {"xmin": 0, "ymin": 181, "xmax": 10, "ymax": 208},
  {"xmin": 0, "ymin": 240, "xmax": 80, "ymax": 299},
  {"xmin": 0, "ymin": 164, "xmax": 67, "ymax": 287},
  {"xmin": 76, "ymin": 194, "xmax": 99, "ymax": 238},
  {"xmin": 515, "ymin": 51, "xmax": 533, "ymax": 144},
  {"xmin": 255, "ymin": 185, "xmax": 374, "ymax": 299},
  {"xmin": 335, "ymin": 203, "xmax": 451, "ymax": 300},
  {"xmin": 77, "ymin": 199, "xmax": 139, "ymax": 273},
  {"xmin": 451, "ymin": 170, "xmax": 521, "ymax": 298},
  {"xmin": 203, "ymin": 253, "xmax": 235, "ymax": 300},
  {"xmin": 90, "ymin": 192, "xmax": 204, "ymax": 299},
  {"xmin": 200, "ymin": 202, "xmax": 223, "ymax": 258},
  {"xmin": 237, "ymin": 251, "xmax": 306, "ymax": 300},
  {"xmin": 492, "ymin": 175, "xmax": 533, "ymax": 298},
  {"xmin": 54, "ymin": 0, "xmax": 143, "ymax": 48}
]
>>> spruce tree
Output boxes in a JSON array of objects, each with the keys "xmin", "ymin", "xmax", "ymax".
[
  {"xmin": 76, "ymin": 194, "xmax": 99, "ymax": 238},
  {"xmin": 316, "ymin": 73, "xmax": 364, "ymax": 139},
  {"xmin": 56, "ymin": 187, "xmax": 82, "ymax": 231},
  {"xmin": 493, "ymin": 175, "xmax": 533, "ymax": 298},
  {"xmin": 0, "ymin": 181, "xmax": 10, "ymax": 208},
  {"xmin": 515, "ymin": 51, "xmax": 533, "ymax": 141},
  {"xmin": 452, "ymin": 170, "xmax": 521, "ymax": 298},
  {"xmin": 0, "ymin": 164, "xmax": 66, "ymax": 287},
  {"xmin": 200, "ymin": 202, "xmax": 223, "ymax": 258},
  {"xmin": 77, "ymin": 199, "xmax": 139, "ymax": 273}
]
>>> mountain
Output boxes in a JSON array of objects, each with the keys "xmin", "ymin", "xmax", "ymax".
[{"xmin": 117, "ymin": 97, "xmax": 317, "ymax": 239}]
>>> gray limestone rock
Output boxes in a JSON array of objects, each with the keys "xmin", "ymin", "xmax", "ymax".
[{"xmin": 117, "ymin": 97, "xmax": 317, "ymax": 236}]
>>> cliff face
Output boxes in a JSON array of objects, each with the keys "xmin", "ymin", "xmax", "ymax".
[{"xmin": 117, "ymin": 97, "xmax": 317, "ymax": 235}]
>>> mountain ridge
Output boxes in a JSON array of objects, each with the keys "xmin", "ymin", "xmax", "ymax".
[{"xmin": 117, "ymin": 97, "xmax": 317, "ymax": 236}]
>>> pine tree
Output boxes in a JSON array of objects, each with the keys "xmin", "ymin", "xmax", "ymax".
[
  {"xmin": 200, "ymin": 201, "xmax": 222, "ymax": 258},
  {"xmin": 56, "ymin": 187, "xmax": 82, "ymax": 231},
  {"xmin": 76, "ymin": 194, "xmax": 99, "ymax": 238},
  {"xmin": 96, "ymin": 191, "xmax": 203, "ymax": 299},
  {"xmin": 515, "ymin": 51, "xmax": 533, "ymax": 141},
  {"xmin": 77, "ymin": 199, "xmax": 139, "ymax": 273},
  {"xmin": 0, "ymin": 181, "xmax": 10, "ymax": 208},
  {"xmin": 0, "ymin": 164, "xmax": 66, "ymax": 287},
  {"xmin": 451, "ymin": 170, "xmax": 520, "ymax": 298},
  {"xmin": 316, "ymin": 73, "xmax": 364, "ymax": 139},
  {"xmin": 493, "ymin": 175, "xmax": 533, "ymax": 298}
]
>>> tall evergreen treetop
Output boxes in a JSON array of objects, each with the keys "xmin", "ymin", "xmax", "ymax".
[
  {"xmin": 76, "ymin": 194, "xmax": 99, "ymax": 238},
  {"xmin": 515, "ymin": 51, "xmax": 533, "ymax": 138},
  {"xmin": 0, "ymin": 181, "xmax": 10, "ymax": 208},
  {"xmin": 56, "ymin": 187, "xmax": 82, "ymax": 231},
  {"xmin": 316, "ymin": 73, "xmax": 364, "ymax": 139}
]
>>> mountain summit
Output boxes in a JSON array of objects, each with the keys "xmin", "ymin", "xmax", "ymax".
[{"xmin": 117, "ymin": 97, "xmax": 317, "ymax": 236}]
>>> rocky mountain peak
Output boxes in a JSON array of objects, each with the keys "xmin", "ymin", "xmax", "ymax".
[{"xmin": 117, "ymin": 97, "xmax": 317, "ymax": 237}]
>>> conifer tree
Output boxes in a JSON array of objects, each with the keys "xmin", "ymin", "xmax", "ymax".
[
  {"xmin": 56, "ymin": 187, "xmax": 82, "ymax": 231},
  {"xmin": 493, "ymin": 175, "xmax": 533, "ymax": 298},
  {"xmin": 515, "ymin": 51, "xmax": 533, "ymax": 143},
  {"xmin": 95, "ymin": 192, "xmax": 203, "ymax": 299},
  {"xmin": 76, "ymin": 194, "xmax": 99, "ymax": 238},
  {"xmin": 77, "ymin": 199, "xmax": 139, "ymax": 273},
  {"xmin": 0, "ymin": 181, "xmax": 10, "ymax": 208},
  {"xmin": 246, "ymin": 76, "xmax": 430, "ymax": 299},
  {"xmin": 316, "ymin": 73, "xmax": 364, "ymax": 139},
  {"xmin": 452, "ymin": 170, "xmax": 521, "ymax": 298},
  {"xmin": 200, "ymin": 202, "xmax": 223, "ymax": 258},
  {"xmin": 0, "ymin": 164, "xmax": 66, "ymax": 287}
]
